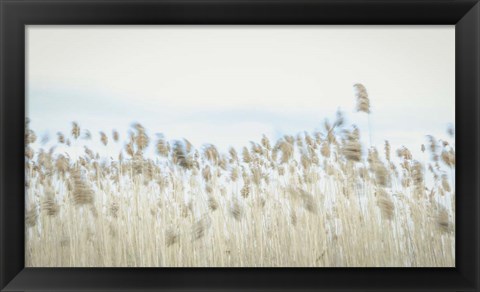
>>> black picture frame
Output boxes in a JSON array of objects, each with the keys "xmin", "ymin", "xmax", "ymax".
[{"xmin": 1, "ymin": 0, "xmax": 479, "ymax": 291}]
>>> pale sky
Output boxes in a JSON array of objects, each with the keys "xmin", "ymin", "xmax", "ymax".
[{"xmin": 26, "ymin": 25, "xmax": 455, "ymax": 159}]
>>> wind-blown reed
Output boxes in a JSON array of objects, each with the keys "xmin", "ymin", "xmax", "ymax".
[{"xmin": 25, "ymin": 86, "xmax": 455, "ymax": 267}]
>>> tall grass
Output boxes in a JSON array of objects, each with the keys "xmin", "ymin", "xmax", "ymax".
[{"xmin": 25, "ymin": 88, "xmax": 455, "ymax": 267}]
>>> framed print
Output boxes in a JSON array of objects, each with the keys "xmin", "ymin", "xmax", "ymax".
[
  {"xmin": 24, "ymin": 25, "xmax": 457, "ymax": 268},
  {"xmin": 1, "ymin": 0, "xmax": 479, "ymax": 291}
]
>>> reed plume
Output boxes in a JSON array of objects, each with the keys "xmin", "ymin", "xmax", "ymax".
[
  {"xmin": 24, "ymin": 84, "xmax": 455, "ymax": 267},
  {"xmin": 71, "ymin": 169, "xmax": 95, "ymax": 206},
  {"xmin": 71, "ymin": 122, "xmax": 80, "ymax": 140}
]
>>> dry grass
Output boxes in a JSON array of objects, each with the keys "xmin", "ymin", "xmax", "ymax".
[{"xmin": 24, "ymin": 87, "xmax": 455, "ymax": 267}]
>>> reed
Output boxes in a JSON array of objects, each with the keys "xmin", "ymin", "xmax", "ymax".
[{"xmin": 25, "ymin": 86, "xmax": 455, "ymax": 267}]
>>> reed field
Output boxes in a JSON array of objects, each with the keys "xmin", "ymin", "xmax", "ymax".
[{"xmin": 25, "ymin": 84, "xmax": 455, "ymax": 267}]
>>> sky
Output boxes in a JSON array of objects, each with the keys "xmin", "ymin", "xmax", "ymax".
[{"xmin": 26, "ymin": 25, "xmax": 455, "ymax": 160}]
